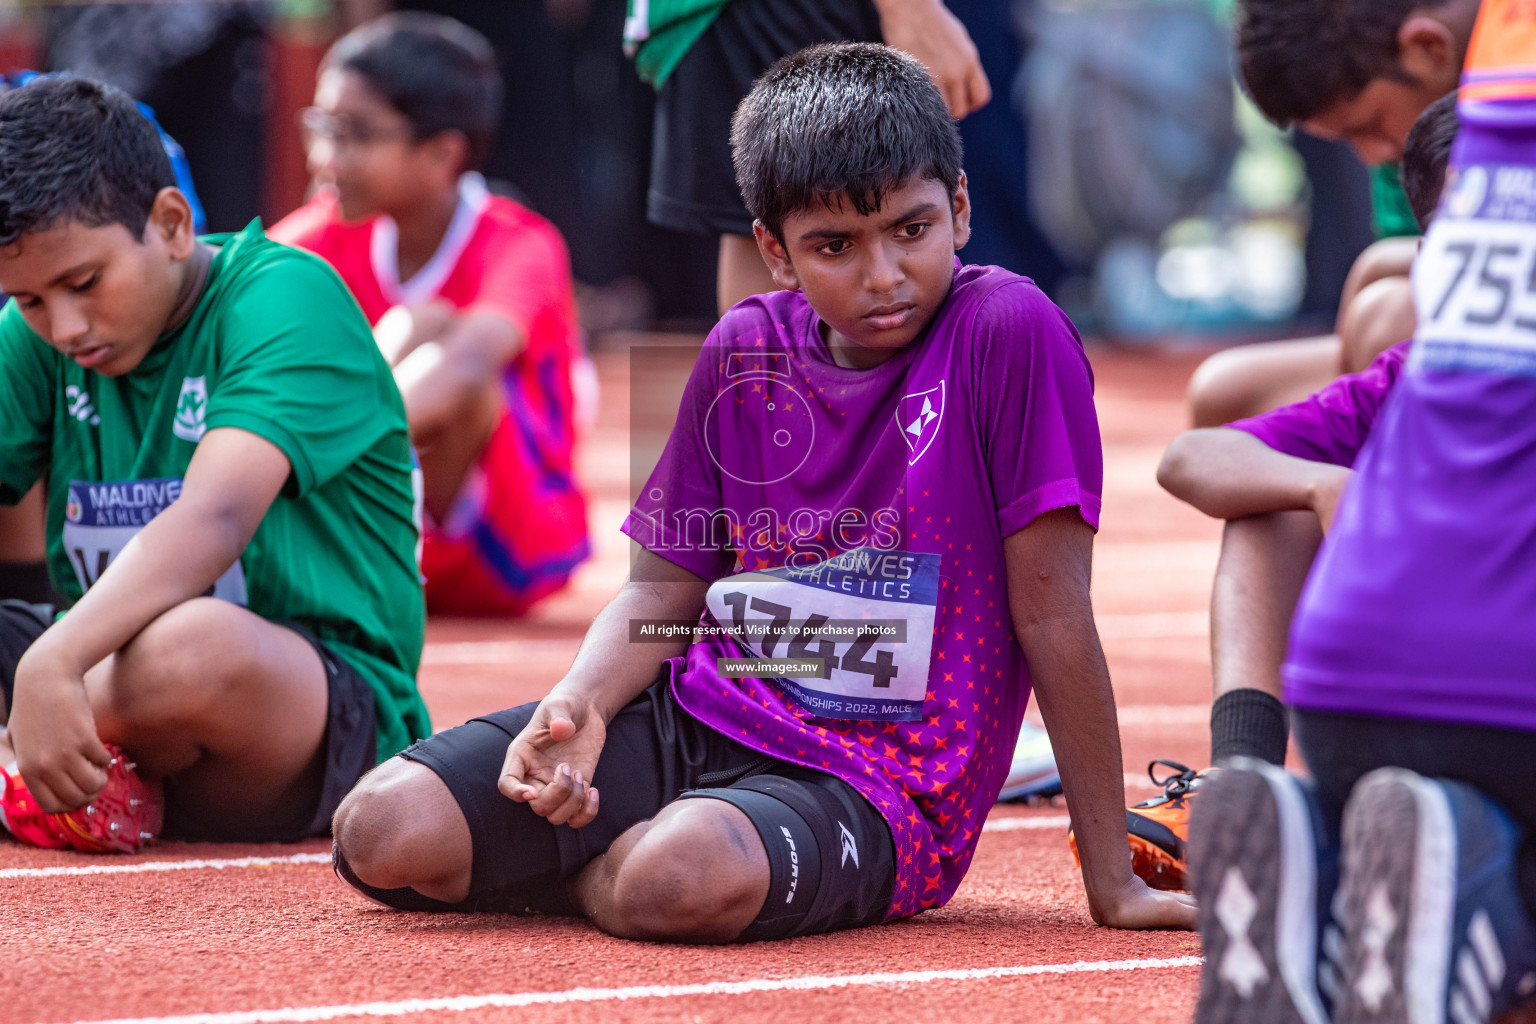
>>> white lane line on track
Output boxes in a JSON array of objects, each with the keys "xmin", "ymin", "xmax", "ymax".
[
  {"xmin": 45, "ymin": 956, "xmax": 1205, "ymax": 1024},
  {"xmin": 980, "ymin": 815, "xmax": 1070, "ymax": 832},
  {"xmin": 1095, "ymin": 610, "xmax": 1207, "ymax": 640},
  {"xmin": 1117, "ymin": 704, "xmax": 1209, "ymax": 726},
  {"xmin": 0, "ymin": 853, "xmax": 330, "ymax": 880}
]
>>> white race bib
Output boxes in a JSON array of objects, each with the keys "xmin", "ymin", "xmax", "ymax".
[
  {"xmin": 704, "ymin": 546, "xmax": 940, "ymax": 721},
  {"xmin": 1413, "ymin": 164, "xmax": 1536, "ymax": 375},
  {"xmin": 61, "ymin": 478, "xmax": 247, "ymax": 603}
]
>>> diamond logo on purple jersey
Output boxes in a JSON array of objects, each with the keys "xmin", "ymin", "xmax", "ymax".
[{"xmin": 898, "ymin": 381, "xmax": 946, "ymax": 465}]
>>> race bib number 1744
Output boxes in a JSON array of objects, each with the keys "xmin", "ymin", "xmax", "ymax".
[{"xmin": 704, "ymin": 547, "xmax": 940, "ymax": 722}]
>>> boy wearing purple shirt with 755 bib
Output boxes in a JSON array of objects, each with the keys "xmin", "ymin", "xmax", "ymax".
[{"xmin": 328, "ymin": 42, "xmax": 1193, "ymax": 941}]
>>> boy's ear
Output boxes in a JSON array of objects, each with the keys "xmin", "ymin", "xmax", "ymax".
[
  {"xmin": 1397, "ymin": 15, "xmax": 1459, "ymax": 88},
  {"xmin": 147, "ymin": 187, "xmax": 198, "ymax": 260},
  {"xmin": 754, "ymin": 220, "xmax": 801, "ymax": 291},
  {"xmin": 951, "ymin": 172, "xmax": 972, "ymax": 252},
  {"xmin": 423, "ymin": 130, "xmax": 472, "ymax": 180}
]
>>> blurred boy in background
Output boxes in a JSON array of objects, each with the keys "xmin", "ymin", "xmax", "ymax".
[
  {"xmin": 272, "ymin": 13, "xmax": 589, "ymax": 618},
  {"xmin": 1186, "ymin": 0, "xmax": 1479, "ymax": 430},
  {"xmin": 626, "ymin": 0, "xmax": 991, "ymax": 316}
]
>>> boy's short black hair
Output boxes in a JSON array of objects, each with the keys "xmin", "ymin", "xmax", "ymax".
[
  {"xmin": 0, "ymin": 75, "xmax": 175, "ymax": 247},
  {"xmin": 1235, "ymin": 0, "xmax": 1420, "ymax": 125},
  {"xmin": 324, "ymin": 12, "xmax": 502, "ymax": 172},
  {"xmin": 731, "ymin": 42, "xmax": 963, "ymax": 241},
  {"xmin": 1401, "ymin": 91, "xmax": 1460, "ymax": 229}
]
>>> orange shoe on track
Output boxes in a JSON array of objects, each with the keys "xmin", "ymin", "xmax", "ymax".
[
  {"xmin": 1069, "ymin": 760, "xmax": 1205, "ymax": 891},
  {"xmin": 0, "ymin": 745, "xmax": 162, "ymax": 853}
]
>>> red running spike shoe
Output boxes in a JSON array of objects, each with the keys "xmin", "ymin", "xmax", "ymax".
[
  {"xmin": 1069, "ymin": 759, "xmax": 1206, "ymax": 891},
  {"xmin": 0, "ymin": 745, "xmax": 162, "ymax": 853}
]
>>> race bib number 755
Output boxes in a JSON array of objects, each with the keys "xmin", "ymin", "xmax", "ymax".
[
  {"xmin": 704, "ymin": 547, "xmax": 940, "ymax": 722},
  {"xmin": 62, "ymin": 477, "xmax": 247, "ymax": 603},
  {"xmin": 1413, "ymin": 164, "xmax": 1536, "ymax": 376}
]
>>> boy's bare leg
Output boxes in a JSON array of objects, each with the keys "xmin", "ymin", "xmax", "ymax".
[
  {"xmin": 333, "ymin": 757, "xmax": 474, "ymax": 903},
  {"xmin": 571, "ymin": 798, "xmax": 769, "ymax": 942},
  {"xmin": 392, "ymin": 342, "xmax": 501, "ymax": 524},
  {"xmin": 81, "ymin": 597, "xmax": 330, "ymax": 834},
  {"xmin": 1187, "ymin": 336, "xmax": 1342, "ymax": 428},
  {"xmin": 1338, "ymin": 274, "xmax": 1415, "ymax": 373},
  {"xmin": 1208, "ymin": 511, "xmax": 1322, "ymax": 765},
  {"xmin": 335, "ymin": 761, "xmax": 771, "ymax": 942},
  {"xmin": 0, "ymin": 485, "xmax": 54, "ymax": 607},
  {"xmin": 717, "ymin": 233, "xmax": 779, "ymax": 316},
  {"xmin": 0, "ymin": 486, "xmax": 46, "ymax": 565}
]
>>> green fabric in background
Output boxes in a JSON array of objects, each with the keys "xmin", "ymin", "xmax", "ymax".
[
  {"xmin": 1370, "ymin": 162, "xmax": 1422, "ymax": 238},
  {"xmin": 624, "ymin": 0, "xmax": 733, "ymax": 87}
]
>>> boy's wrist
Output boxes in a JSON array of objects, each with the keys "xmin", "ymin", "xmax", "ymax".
[
  {"xmin": 20, "ymin": 621, "xmax": 92, "ymax": 679},
  {"xmin": 546, "ymin": 677, "xmax": 624, "ymax": 727},
  {"xmin": 1304, "ymin": 463, "xmax": 1349, "ymax": 509}
]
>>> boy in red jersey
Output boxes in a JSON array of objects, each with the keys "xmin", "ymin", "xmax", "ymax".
[{"xmin": 271, "ymin": 13, "xmax": 589, "ymax": 617}]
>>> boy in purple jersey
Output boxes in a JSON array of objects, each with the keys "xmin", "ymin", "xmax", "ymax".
[
  {"xmin": 1171, "ymin": 95, "xmax": 1458, "ymax": 768},
  {"xmin": 1187, "ymin": 10, "xmax": 1536, "ymax": 1020},
  {"xmin": 328, "ymin": 42, "xmax": 1194, "ymax": 941},
  {"xmin": 1075, "ymin": 95, "xmax": 1458, "ymax": 900}
]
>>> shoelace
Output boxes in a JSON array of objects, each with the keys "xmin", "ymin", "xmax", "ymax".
[{"xmin": 1147, "ymin": 759, "xmax": 1200, "ymax": 799}]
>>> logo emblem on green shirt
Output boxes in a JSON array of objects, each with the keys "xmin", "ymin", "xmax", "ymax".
[{"xmin": 173, "ymin": 376, "xmax": 208, "ymax": 442}]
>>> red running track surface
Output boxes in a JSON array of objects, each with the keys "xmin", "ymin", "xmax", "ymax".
[{"xmin": 0, "ymin": 345, "xmax": 1250, "ymax": 1024}]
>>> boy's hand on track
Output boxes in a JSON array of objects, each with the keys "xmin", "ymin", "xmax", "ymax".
[
  {"xmin": 8, "ymin": 644, "xmax": 110, "ymax": 813},
  {"xmin": 877, "ymin": 0, "xmax": 991, "ymax": 119},
  {"xmin": 1089, "ymin": 874, "xmax": 1198, "ymax": 931},
  {"xmin": 498, "ymin": 691, "xmax": 606, "ymax": 827}
]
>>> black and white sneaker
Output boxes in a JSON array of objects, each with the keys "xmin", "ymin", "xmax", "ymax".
[
  {"xmin": 1190, "ymin": 757, "xmax": 1337, "ymax": 1024},
  {"xmin": 1333, "ymin": 768, "xmax": 1536, "ymax": 1024}
]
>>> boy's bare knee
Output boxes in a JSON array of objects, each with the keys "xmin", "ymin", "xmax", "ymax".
[
  {"xmin": 1338, "ymin": 276, "xmax": 1414, "ymax": 373},
  {"xmin": 1188, "ymin": 347, "xmax": 1268, "ymax": 428},
  {"xmin": 334, "ymin": 758, "xmax": 470, "ymax": 896},
  {"xmin": 102, "ymin": 599, "xmax": 253, "ymax": 726},
  {"xmin": 602, "ymin": 801, "xmax": 768, "ymax": 942}
]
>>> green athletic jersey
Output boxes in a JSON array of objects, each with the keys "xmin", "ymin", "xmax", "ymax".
[
  {"xmin": 623, "ymin": 0, "xmax": 732, "ymax": 87},
  {"xmin": 0, "ymin": 221, "xmax": 430, "ymax": 762},
  {"xmin": 1370, "ymin": 162, "xmax": 1422, "ymax": 239}
]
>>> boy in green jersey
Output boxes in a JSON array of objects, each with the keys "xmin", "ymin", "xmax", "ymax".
[{"xmin": 0, "ymin": 76, "xmax": 430, "ymax": 852}]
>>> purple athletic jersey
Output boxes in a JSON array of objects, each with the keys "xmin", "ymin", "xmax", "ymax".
[
  {"xmin": 621, "ymin": 263, "xmax": 1102, "ymax": 918},
  {"xmin": 1230, "ymin": 341, "xmax": 1410, "ymax": 466},
  {"xmin": 1285, "ymin": 102, "xmax": 1536, "ymax": 733}
]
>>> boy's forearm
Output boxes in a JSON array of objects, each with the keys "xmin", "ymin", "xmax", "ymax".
[
  {"xmin": 1158, "ymin": 428, "xmax": 1335, "ymax": 520},
  {"xmin": 552, "ymin": 580, "xmax": 702, "ymax": 724},
  {"xmin": 37, "ymin": 499, "xmax": 249, "ymax": 674},
  {"xmin": 1024, "ymin": 614, "xmax": 1137, "ymax": 915},
  {"xmin": 393, "ymin": 313, "xmax": 525, "ymax": 437},
  {"xmin": 30, "ymin": 428, "xmax": 286, "ymax": 678}
]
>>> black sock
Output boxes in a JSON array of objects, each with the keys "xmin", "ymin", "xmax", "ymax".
[
  {"xmin": 0, "ymin": 561, "xmax": 58, "ymax": 606},
  {"xmin": 1210, "ymin": 688, "xmax": 1289, "ymax": 766}
]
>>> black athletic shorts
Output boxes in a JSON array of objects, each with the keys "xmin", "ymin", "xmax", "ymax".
[
  {"xmin": 1295, "ymin": 709, "xmax": 1536, "ymax": 916},
  {"xmin": 343, "ymin": 676, "xmax": 895, "ymax": 942},
  {"xmin": 648, "ymin": 0, "xmax": 882, "ymax": 237},
  {"xmin": 0, "ymin": 600, "xmax": 377, "ymax": 844}
]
